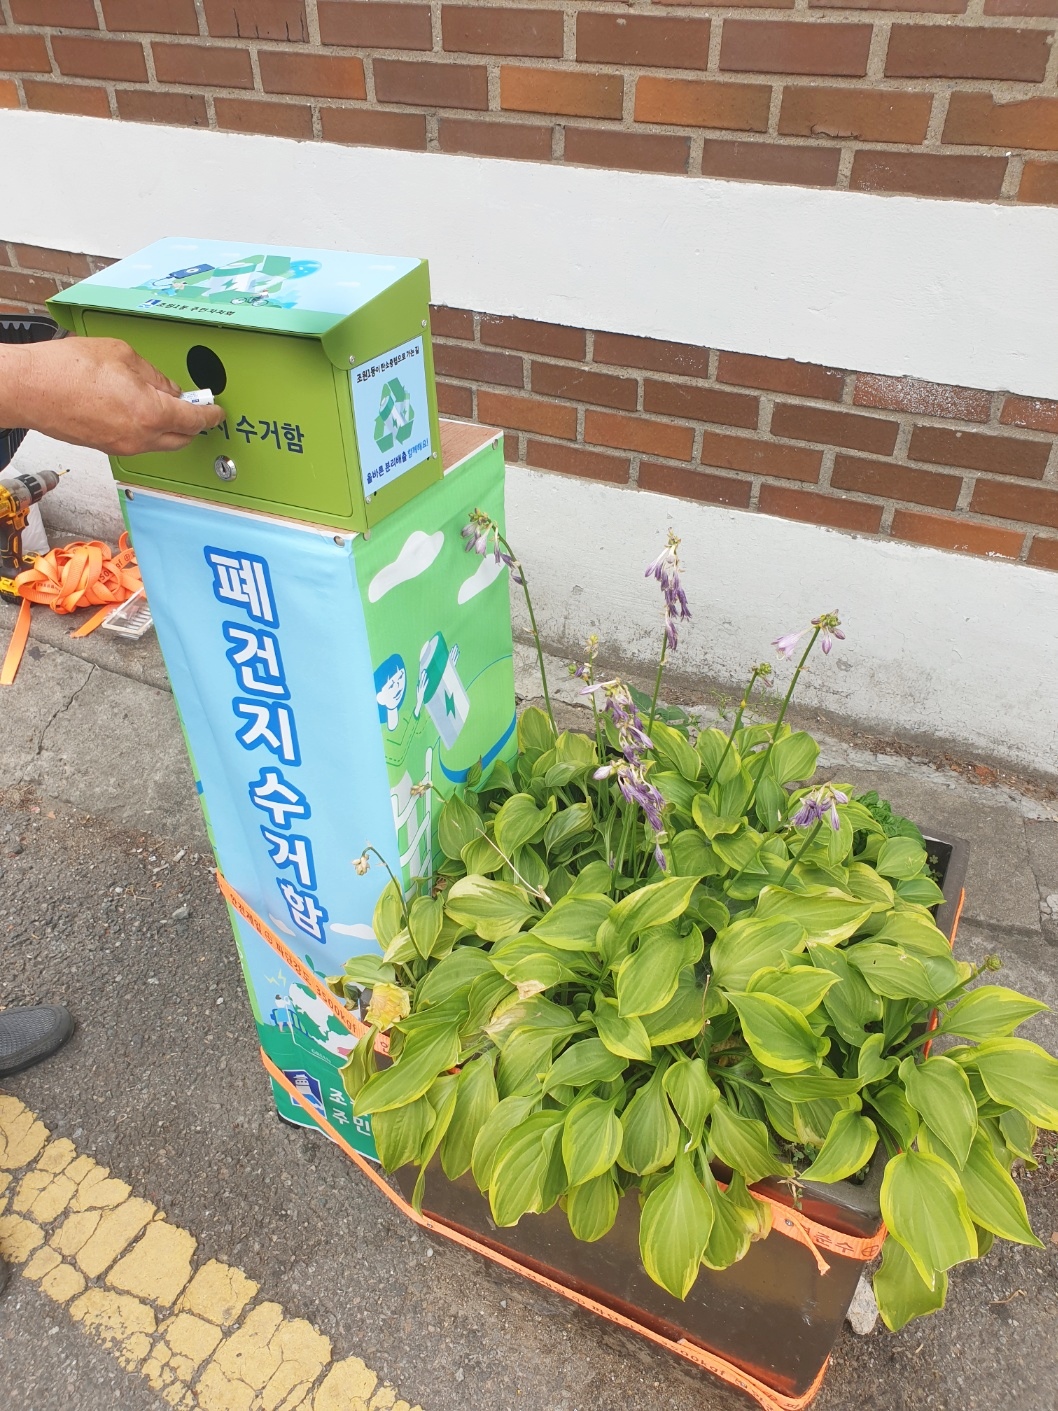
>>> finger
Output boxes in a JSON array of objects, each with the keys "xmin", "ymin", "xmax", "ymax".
[{"xmin": 136, "ymin": 356, "xmax": 183, "ymax": 398}]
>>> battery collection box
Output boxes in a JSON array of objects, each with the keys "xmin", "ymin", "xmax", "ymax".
[{"xmin": 49, "ymin": 236, "xmax": 443, "ymax": 532}]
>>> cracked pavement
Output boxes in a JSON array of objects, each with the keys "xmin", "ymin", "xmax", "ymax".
[{"xmin": 1, "ymin": 611, "xmax": 1057, "ymax": 1411}]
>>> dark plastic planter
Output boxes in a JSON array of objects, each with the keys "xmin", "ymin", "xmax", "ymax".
[
  {"xmin": 393, "ymin": 833, "xmax": 968, "ymax": 1404},
  {"xmin": 0, "ymin": 316, "xmax": 61, "ymax": 472}
]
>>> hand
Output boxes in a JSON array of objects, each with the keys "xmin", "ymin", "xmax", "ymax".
[{"xmin": 0, "ymin": 336, "xmax": 226, "ymax": 455}]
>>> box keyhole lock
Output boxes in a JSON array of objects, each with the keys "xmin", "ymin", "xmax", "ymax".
[{"xmin": 214, "ymin": 456, "xmax": 237, "ymax": 481}]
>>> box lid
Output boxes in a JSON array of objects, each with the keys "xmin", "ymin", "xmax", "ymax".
[{"xmin": 50, "ymin": 236, "xmax": 424, "ymax": 341}]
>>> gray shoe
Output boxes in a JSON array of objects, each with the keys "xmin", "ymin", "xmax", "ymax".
[{"xmin": 0, "ymin": 1006, "xmax": 75, "ymax": 1078}]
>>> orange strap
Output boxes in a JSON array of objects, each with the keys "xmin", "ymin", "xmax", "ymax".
[
  {"xmin": 14, "ymin": 531, "xmax": 142, "ymax": 614},
  {"xmin": 262, "ymin": 1047, "xmax": 829, "ymax": 1411},
  {"xmin": 0, "ymin": 597, "xmax": 31, "ymax": 686},
  {"xmin": 216, "ymin": 870, "xmax": 390, "ymax": 1057},
  {"xmin": 1, "ymin": 533, "xmax": 143, "ymax": 685}
]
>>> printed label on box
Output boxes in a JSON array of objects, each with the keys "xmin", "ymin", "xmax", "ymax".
[{"xmin": 351, "ymin": 337, "xmax": 433, "ymax": 498}]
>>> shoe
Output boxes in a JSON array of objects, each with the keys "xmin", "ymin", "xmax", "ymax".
[
  {"xmin": 0, "ymin": 1006, "xmax": 75, "ymax": 1078},
  {"xmin": 0, "ymin": 1255, "xmax": 8, "ymax": 1296}
]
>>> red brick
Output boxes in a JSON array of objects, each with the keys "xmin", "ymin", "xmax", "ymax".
[
  {"xmin": 322, "ymin": 106, "xmax": 427, "ymax": 149},
  {"xmin": 531, "ymin": 361, "xmax": 638, "ymax": 411},
  {"xmin": 480, "ymin": 315, "xmax": 585, "ymax": 362},
  {"xmin": 259, "ymin": 50, "xmax": 366, "ymax": 99},
  {"xmin": 153, "ymin": 41, "xmax": 253, "ymax": 88},
  {"xmin": 850, "ymin": 150, "xmax": 1006, "ymax": 201},
  {"xmin": 779, "ymin": 86, "xmax": 932, "ymax": 144},
  {"xmin": 526, "ymin": 438, "xmax": 631, "ymax": 486},
  {"xmin": 635, "ymin": 76, "xmax": 770, "ymax": 132},
  {"xmin": 585, "ymin": 410, "xmax": 694, "ymax": 461},
  {"xmin": 101, "ymin": 0, "xmax": 200, "ymax": 34},
  {"xmin": 1019, "ymin": 162, "xmax": 1058, "ymax": 205},
  {"xmin": 437, "ymin": 381, "xmax": 473, "ymax": 418},
  {"xmin": 700, "ymin": 428, "xmax": 822, "ymax": 482},
  {"xmin": 831, "ymin": 453, "xmax": 962, "ymax": 510},
  {"xmin": 772, "ymin": 402, "xmax": 898, "ymax": 456},
  {"xmin": 565, "ymin": 128, "xmax": 691, "ymax": 175},
  {"xmin": 502, "ymin": 67, "xmax": 623, "ymax": 121},
  {"xmin": 437, "ymin": 117, "xmax": 552, "ymax": 160},
  {"xmin": 886, "ymin": 25, "xmax": 1049, "ymax": 81},
  {"xmin": 639, "ymin": 462, "xmax": 752, "ymax": 509},
  {"xmin": 644, "ymin": 379, "xmax": 759, "ymax": 430},
  {"xmin": 443, "ymin": 7, "xmax": 562, "ymax": 59},
  {"xmin": 700, "ymin": 139, "xmax": 840, "ymax": 188},
  {"xmin": 478, "ymin": 390, "xmax": 578, "ymax": 440},
  {"xmin": 0, "ymin": 271, "xmax": 61, "ymax": 304},
  {"xmin": 215, "ymin": 96, "xmax": 313, "ymax": 138},
  {"xmin": 971, "ymin": 478, "xmax": 1058, "ymax": 529},
  {"xmin": 430, "ymin": 305, "xmax": 475, "ymax": 340},
  {"xmin": 320, "ymin": 2, "xmax": 431, "ymax": 50},
  {"xmin": 1000, "ymin": 395, "xmax": 1058, "ymax": 434},
  {"xmin": 11, "ymin": 245, "xmax": 92, "ymax": 278},
  {"xmin": 433, "ymin": 342, "xmax": 523, "ymax": 388},
  {"xmin": 11, "ymin": 0, "xmax": 97, "ymax": 26},
  {"xmin": 23, "ymin": 79, "xmax": 110, "ymax": 115},
  {"xmin": 203, "ymin": 0, "xmax": 308, "ymax": 42},
  {"xmin": 116, "ymin": 88, "xmax": 208, "ymax": 125},
  {"xmin": 655, "ymin": 0, "xmax": 791, "ymax": 6},
  {"xmin": 985, "ymin": 0, "xmax": 1058, "ymax": 12},
  {"xmin": 717, "ymin": 351, "xmax": 845, "ymax": 400},
  {"xmin": 812, "ymin": 0, "xmax": 964, "ymax": 9},
  {"xmin": 720, "ymin": 21, "xmax": 872, "ymax": 77},
  {"xmin": 759, "ymin": 483, "xmax": 882, "ymax": 532},
  {"xmin": 1027, "ymin": 536, "xmax": 1058, "ymax": 569},
  {"xmin": 376, "ymin": 58, "xmax": 488, "ymax": 109},
  {"xmin": 945, "ymin": 93, "xmax": 1058, "ymax": 153},
  {"xmin": 52, "ymin": 35, "xmax": 147, "ymax": 80},
  {"xmin": 576, "ymin": 14, "xmax": 711, "ymax": 70},
  {"xmin": 0, "ymin": 35, "xmax": 52, "ymax": 73},
  {"xmin": 594, "ymin": 332, "xmax": 711, "ymax": 380},
  {"xmin": 891, "ymin": 509, "xmax": 1024, "ymax": 558},
  {"xmin": 853, "ymin": 373, "xmax": 992, "ymax": 422},
  {"xmin": 909, "ymin": 425, "xmax": 1050, "ymax": 479},
  {"xmin": 0, "ymin": 79, "xmax": 21, "ymax": 109}
]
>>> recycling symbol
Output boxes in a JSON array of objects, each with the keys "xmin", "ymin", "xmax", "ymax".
[{"xmin": 374, "ymin": 378, "xmax": 415, "ymax": 452}]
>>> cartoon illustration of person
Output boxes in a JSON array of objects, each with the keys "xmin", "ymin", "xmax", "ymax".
[
  {"xmin": 374, "ymin": 654, "xmax": 407, "ymax": 731},
  {"xmin": 270, "ymin": 993, "xmax": 296, "ymax": 1032}
]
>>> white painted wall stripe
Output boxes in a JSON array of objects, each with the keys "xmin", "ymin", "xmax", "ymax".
[
  {"xmin": 13, "ymin": 427, "xmax": 1058, "ymax": 770},
  {"xmin": 4, "ymin": 110, "xmax": 1058, "ymax": 400}
]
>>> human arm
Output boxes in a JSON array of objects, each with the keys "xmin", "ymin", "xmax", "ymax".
[{"xmin": 0, "ymin": 336, "xmax": 225, "ymax": 455}]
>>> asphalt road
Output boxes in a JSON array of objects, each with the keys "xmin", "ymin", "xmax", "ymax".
[{"xmin": 2, "ymin": 784, "xmax": 1057, "ymax": 1411}]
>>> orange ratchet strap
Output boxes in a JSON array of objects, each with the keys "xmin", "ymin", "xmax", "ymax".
[{"xmin": 1, "ymin": 533, "xmax": 143, "ymax": 685}]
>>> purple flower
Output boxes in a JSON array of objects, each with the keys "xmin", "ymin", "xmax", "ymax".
[
  {"xmin": 773, "ymin": 611, "xmax": 846, "ymax": 661},
  {"xmin": 463, "ymin": 509, "xmax": 524, "ymax": 585},
  {"xmin": 791, "ymin": 784, "xmax": 848, "ymax": 832},
  {"xmin": 812, "ymin": 611, "xmax": 845, "ymax": 656},
  {"xmin": 645, "ymin": 530, "xmax": 691, "ymax": 651},
  {"xmin": 772, "ymin": 628, "xmax": 809, "ymax": 661},
  {"xmin": 588, "ymin": 677, "xmax": 668, "ymax": 856}
]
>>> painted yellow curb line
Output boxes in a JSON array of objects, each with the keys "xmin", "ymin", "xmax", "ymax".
[{"xmin": 0, "ymin": 1092, "xmax": 423, "ymax": 1411}]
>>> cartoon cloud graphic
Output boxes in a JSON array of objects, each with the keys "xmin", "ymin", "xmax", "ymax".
[
  {"xmin": 368, "ymin": 529, "xmax": 444, "ymax": 603},
  {"xmin": 457, "ymin": 554, "xmax": 505, "ymax": 604}
]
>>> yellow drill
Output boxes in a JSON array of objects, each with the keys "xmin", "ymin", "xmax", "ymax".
[{"xmin": 0, "ymin": 468, "xmax": 63, "ymax": 602}]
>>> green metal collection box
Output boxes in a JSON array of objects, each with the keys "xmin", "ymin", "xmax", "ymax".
[{"xmin": 49, "ymin": 237, "xmax": 443, "ymax": 531}]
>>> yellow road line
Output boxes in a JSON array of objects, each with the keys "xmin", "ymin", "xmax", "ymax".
[{"xmin": 0, "ymin": 1092, "xmax": 423, "ymax": 1411}]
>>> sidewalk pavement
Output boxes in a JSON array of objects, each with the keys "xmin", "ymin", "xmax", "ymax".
[{"xmin": 1, "ymin": 597, "xmax": 1057, "ymax": 1411}]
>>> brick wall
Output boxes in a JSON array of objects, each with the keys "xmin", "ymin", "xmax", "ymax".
[
  {"xmin": 0, "ymin": 2, "xmax": 1057, "ymax": 205},
  {"xmin": 4, "ymin": 239, "xmax": 1058, "ymax": 574}
]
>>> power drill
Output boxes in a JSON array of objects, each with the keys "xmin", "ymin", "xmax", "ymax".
[{"xmin": 0, "ymin": 468, "xmax": 64, "ymax": 602}]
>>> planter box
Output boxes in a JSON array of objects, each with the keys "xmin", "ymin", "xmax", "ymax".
[{"xmin": 391, "ymin": 834, "xmax": 968, "ymax": 1408}]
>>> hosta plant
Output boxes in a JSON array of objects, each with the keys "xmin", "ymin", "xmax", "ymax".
[{"xmin": 333, "ymin": 522, "xmax": 1058, "ymax": 1335}]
